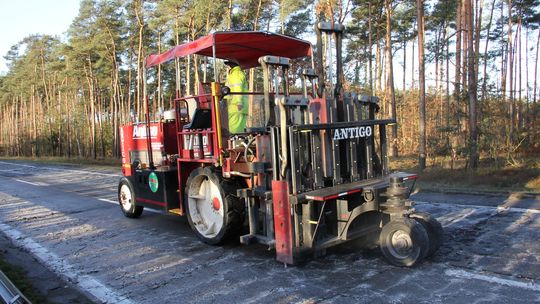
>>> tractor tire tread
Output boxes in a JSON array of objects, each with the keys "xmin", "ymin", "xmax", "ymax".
[{"xmin": 409, "ymin": 212, "xmax": 443, "ymax": 257}]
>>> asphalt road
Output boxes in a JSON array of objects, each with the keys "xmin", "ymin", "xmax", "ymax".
[{"xmin": 0, "ymin": 160, "xmax": 538, "ymax": 304}]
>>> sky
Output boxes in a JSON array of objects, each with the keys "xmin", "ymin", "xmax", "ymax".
[{"xmin": 0, "ymin": 0, "xmax": 80, "ymax": 74}]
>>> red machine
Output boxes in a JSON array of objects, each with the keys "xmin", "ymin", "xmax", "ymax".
[{"xmin": 118, "ymin": 25, "xmax": 443, "ymax": 266}]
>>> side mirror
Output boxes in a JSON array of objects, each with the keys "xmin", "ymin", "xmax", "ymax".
[{"xmin": 221, "ymin": 86, "xmax": 230, "ymax": 96}]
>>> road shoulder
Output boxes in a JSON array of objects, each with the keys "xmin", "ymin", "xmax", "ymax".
[{"xmin": 0, "ymin": 232, "xmax": 93, "ymax": 304}]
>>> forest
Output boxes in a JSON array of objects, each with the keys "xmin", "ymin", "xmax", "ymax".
[{"xmin": 0, "ymin": 0, "xmax": 538, "ymax": 171}]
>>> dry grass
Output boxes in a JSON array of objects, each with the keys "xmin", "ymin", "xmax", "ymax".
[
  {"xmin": 0, "ymin": 252, "xmax": 48, "ymax": 303},
  {"xmin": 525, "ymin": 176, "xmax": 540, "ymax": 190},
  {"xmin": 391, "ymin": 155, "xmax": 540, "ymax": 193},
  {"xmin": 0, "ymin": 156, "xmax": 120, "ymax": 168}
]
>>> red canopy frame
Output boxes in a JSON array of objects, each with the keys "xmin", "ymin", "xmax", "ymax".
[{"xmin": 145, "ymin": 31, "xmax": 313, "ymax": 70}]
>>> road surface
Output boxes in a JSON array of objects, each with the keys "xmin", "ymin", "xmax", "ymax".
[{"xmin": 0, "ymin": 160, "xmax": 538, "ymax": 303}]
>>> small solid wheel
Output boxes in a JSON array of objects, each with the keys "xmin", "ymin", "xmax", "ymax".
[
  {"xmin": 409, "ymin": 212, "xmax": 443, "ymax": 257},
  {"xmin": 118, "ymin": 177, "xmax": 143, "ymax": 218},
  {"xmin": 185, "ymin": 167, "xmax": 243, "ymax": 245},
  {"xmin": 379, "ymin": 218, "xmax": 429, "ymax": 267}
]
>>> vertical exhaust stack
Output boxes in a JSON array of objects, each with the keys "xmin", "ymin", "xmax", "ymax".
[
  {"xmin": 315, "ymin": 21, "xmax": 345, "ymax": 122},
  {"xmin": 314, "ymin": 14, "xmax": 325, "ymax": 99}
]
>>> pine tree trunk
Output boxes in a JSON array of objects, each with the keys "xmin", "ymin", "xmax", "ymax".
[
  {"xmin": 500, "ymin": 1, "xmax": 507, "ymax": 98},
  {"xmin": 455, "ymin": 0, "xmax": 462, "ymax": 100},
  {"xmin": 67, "ymin": 91, "xmax": 72, "ymax": 158},
  {"xmin": 517, "ymin": 15, "xmax": 523, "ymax": 130},
  {"xmin": 248, "ymin": 0, "xmax": 263, "ymax": 127},
  {"xmin": 402, "ymin": 40, "xmax": 407, "ymax": 92},
  {"xmin": 439, "ymin": 27, "xmax": 446, "ymax": 135},
  {"xmin": 461, "ymin": 0, "xmax": 468, "ymax": 93},
  {"xmin": 466, "ymin": 0, "xmax": 479, "ymax": 169},
  {"xmin": 525, "ymin": 28, "xmax": 530, "ymax": 123},
  {"xmin": 368, "ymin": 1, "xmax": 373, "ymax": 95},
  {"xmin": 97, "ymin": 93, "xmax": 105, "ymax": 158},
  {"xmin": 507, "ymin": 0, "xmax": 514, "ymax": 144},
  {"xmin": 175, "ymin": 5, "xmax": 181, "ymax": 97},
  {"xmin": 135, "ymin": 1, "xmax": 144, "ymax": 121},
  {"xmin": 106, "ymin": 26, "xmax": 120, "ymax": 157},
  {"xmin": 417, "ymin": 0, "xmax": 426, "ymax": 170},
  {"xmin": 127, "ymin": 42, "xmax": 133, "ymax": 121},
  {"xmin": 15, "ymin": 100, "xmax": 20, "ymax": 156},
  {"xmin": 227, "ymin": 0, "xmax": 233, "ymax": 30},
  {"xmin": 186, "ymin": 17, "xmax": 194, "ymax": 96},
  {"xmin": 533, "ymin": 29, "xmax": 540, "ymax": 134},
  {"xmin": 411, "ymin": 29, "xmax": 415, "ymax": 89},
  {"xmin": 474, "ymin": 0, "xmax": 483, "ymax": 85},
  {"xmin": 31, "ymin": 84, "xmax": 37, "ymax": 157},
  {"xmin": 157, "ymin": 30, "xmax": 162, "ymax": 112},
  {"xmin": 385, "ymin": 0, "xmax": 398, "ymax": 157},
  {"xmin": 375, "ymin": 42, "xmax": 381, "ymax": 94},
  {"xmin": 85, "ymin": 60, "xmax": 97, "ymax": 159},
  {"xmin": 481, "ymin": 0, "xmax": 495, "ymax": 102},
  {"xmin": 446, "ymin": 24, "xmax": 451, "ymax": 147}
]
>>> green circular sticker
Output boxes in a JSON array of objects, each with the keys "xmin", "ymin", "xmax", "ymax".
[{"xmin": 149, "ymin": 172, "xmax": 159, "ymax": 193}]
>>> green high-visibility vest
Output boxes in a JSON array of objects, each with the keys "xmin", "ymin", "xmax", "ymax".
[{"xmin": 225, "ymin": 66, "xmax": 248, "ymax": 134}]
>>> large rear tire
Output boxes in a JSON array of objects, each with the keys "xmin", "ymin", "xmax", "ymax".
[
  {"xmin": 409, "ymin": 212, "xmax": 443, "ymax": 257},
  {"xmin": 185, "ymin": 167, "xmax": 243, "ymax": 245},
  {"xmin": 118, "ymin": 177, "xmax": 144, "ymax": 218},
  {"xmin": 379, "ymin": 218, "xmax": 429, "ymax": 267}
]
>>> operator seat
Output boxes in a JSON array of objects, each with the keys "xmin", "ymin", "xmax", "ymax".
[{"xmin": 183, "ymin": 108, "xmax": 212, "ymax": 129}]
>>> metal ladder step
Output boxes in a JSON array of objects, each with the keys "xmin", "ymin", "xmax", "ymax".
[{"xmin": 168, "ymin": 208, "xmax": 183, "ymax": 215}]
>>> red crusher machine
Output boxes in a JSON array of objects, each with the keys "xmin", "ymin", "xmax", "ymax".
[{"xmin": 118, "ymin": 23, "xmax": 443, "ymax": 266}]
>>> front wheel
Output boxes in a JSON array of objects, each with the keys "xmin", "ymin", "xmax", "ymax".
[
  {"xmin": 118, "ymin": 177, "xmax": 143, "ymax": 218},
  {"xmin": 379, "ymin": 218, "xmax": 429, "ymax": 267},
  {"xmin": 185, "ymin": 167, "xmax": 243, "ymax": 245}
]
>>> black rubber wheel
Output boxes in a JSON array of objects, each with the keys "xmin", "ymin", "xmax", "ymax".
[
  {"xmin": 184, "ymin": 167, "xmax": 244, "ymax": 245},
  {"xmin": 409, "ymin": 212, "xmax": 443, "ymax": 257},
  {"xmin": 379, "ymin": 218, "xmax": 429, "ymax": 267},
  {"xmin": 118, "ymin": 177, "xmax": 144, "ymax": 218}
]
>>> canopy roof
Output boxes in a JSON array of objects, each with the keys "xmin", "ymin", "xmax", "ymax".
[{"xmin": 145, "ymin": 31, "xmax": 313, "ymax": 69}]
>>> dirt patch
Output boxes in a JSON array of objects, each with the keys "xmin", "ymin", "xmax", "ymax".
[{"xmin": 0, "ymin": 233, "xmax": 94, "ymax": 304}]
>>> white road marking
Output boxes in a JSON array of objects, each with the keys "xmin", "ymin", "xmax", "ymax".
[
  {"xmin": 15, "ymin": 179, "xmax": 47, "ymax": 186},
  {"xmin": 445, "ymin": 269, "xmax": 540, "ymax": 292},
  {"xmin": 496, "ymin": 206, "xmax": 540, "ymax": 214},
  {"xmin": 98, "ymin": 198, "xmax": 118, "ymax": 204},
  {"xmin": 0, "ymin": 161, "xmax": 119, "ymax": 177},
  {"xmin": 98, "ymin": 198, "xmax": 161, "ymax": 214},
  {"xmin": 0, "ymin": 223, "xmax": 134, "ymax": 304},
  {"xmin": 415, "ymin": 200, "xmax": 540, "ymax": 214}
]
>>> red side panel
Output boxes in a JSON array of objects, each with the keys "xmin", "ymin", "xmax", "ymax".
[
  {"xmin": 119, "ymin": 121, "xmax": 178, "ymax": 176},
  {"xmin": 309, "ymin": 97, "xmax": 330, "ymax": 177},
  {"xmin": 119, "ymin": 126, "xmax": 131, "ymax": 176},
  {"xmin": 308, "ymin": 98, "xmax": 328, "ymax": 124},
  {"xmin": 272, "ymin": 180, "xmax": 294, "ymax": 264}
]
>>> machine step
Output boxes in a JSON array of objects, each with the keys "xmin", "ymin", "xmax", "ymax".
[{"xmin": 168, "ymin": 208, "xmax": 183, "ymax": 215}]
